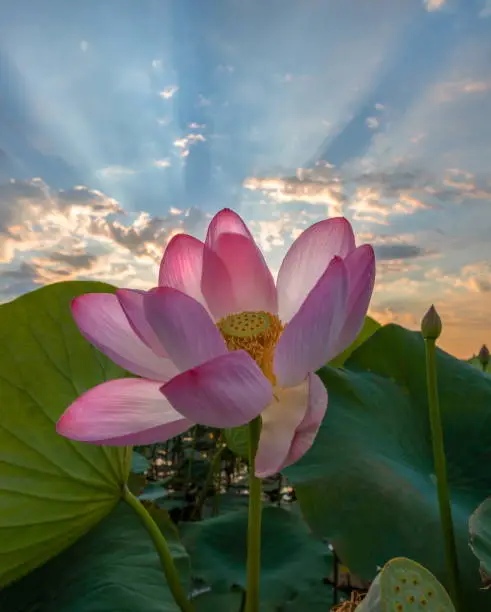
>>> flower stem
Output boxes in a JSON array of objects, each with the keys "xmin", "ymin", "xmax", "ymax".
[
  {"xmin": 122, "ymin": 485, "xmax": 194, "ymax": 612},
  {"xmin": 424, "ymin": 337, "xmax": 461, "ymax": 610},
  {"xmin": 245, "ymin": 416, "xmax": 263, "ymax": 612}
]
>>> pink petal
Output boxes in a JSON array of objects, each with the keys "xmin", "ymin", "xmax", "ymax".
[
  {"xmin": 158, "ymin": 234, "xmax": 210, "ymax": 312},
  {"xmin": 255, "ymin": 379, "xmax": 310, "ymax": 478},
  {"xmin": 143, "ymin": 287, "xmax": 228, "ymax": 372},
  {"xmin": 56, "ymin": 379, "xmax": 192, "ymax": 444},
  {"xmin": 331, "ymin": 244, "xmax": 376, "ymax": 357},
  {"xmin": 205, "ymin": 207, "xmax": 255, "ymax": 243},
  {"xmin": 200, "ymin": 241, "xmax": 238, "ymax": 320},
  {"xmin": 116, "ymin": 289, "xmax": 169, "ymax": 357},
  {"xmin": 279, "ymin": 373, "xmax": 328, "ymax": 471},
  {"xmin": 71, "ymin": 293, "xmax": 178, "ymax": 381},
  {"xmin": 276, "ymin": 217, "xmax": 355, "ymax": 323},
  {"xmin": 274, "ymin": 257, "xmax": 349, "ymax": 387},
  {"xmin": 206, "ymin": 233, "xmax": 277, "ymax": 316},
  {"xmin": 202, "ymin": 208, "xmax": 277, "ymax": 318},
  {"xmin": 161, "ymin": 351, "xmax": 273, "ymax": 428}
]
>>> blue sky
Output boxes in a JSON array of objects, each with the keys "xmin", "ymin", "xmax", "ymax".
[{"xmin": 0, "ymin": 0, "xmax": 490, "ymax": 357}]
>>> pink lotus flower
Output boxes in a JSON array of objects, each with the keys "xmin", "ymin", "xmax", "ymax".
[{"xmin": 57, "ymin": 209, "xmax": 375, "ymax": 477}]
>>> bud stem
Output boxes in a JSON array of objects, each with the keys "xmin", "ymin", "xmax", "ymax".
[{"xmin": 424, "ymin": 335, "xmax": 461, "ymax": 610}]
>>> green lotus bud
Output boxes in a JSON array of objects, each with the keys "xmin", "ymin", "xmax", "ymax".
[
  {"xmin": 479, "ymin": 344, "xmax": 490, "ymax": 368},
  {"xmin": 421, "ymin": 305, "xmax": 442, "ymax": 340}
]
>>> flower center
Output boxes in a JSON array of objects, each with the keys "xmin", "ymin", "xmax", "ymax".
[{"xmin": 217, "ymin": 311, "xmax": 284, "ymax": 384}]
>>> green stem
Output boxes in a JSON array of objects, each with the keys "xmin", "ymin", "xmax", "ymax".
[
  {"xmin": 123, "ymin": 485, "xmax": 194, "ymax": 612},
  {"xmin": 424, "ymin": 338, "xmax": 461, "ymax": 610},
  {"xmin": 245, "ymin": 416, "xmax": 263, "ymax": 612}
]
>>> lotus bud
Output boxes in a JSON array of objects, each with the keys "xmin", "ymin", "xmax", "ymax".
[
  {"xmin": 421, "ymin": 304, "xmax": 442, "ymax": 340},
  {"xmin": 479, "ymin": 344, "xmax": 490, "ymax": 369}
]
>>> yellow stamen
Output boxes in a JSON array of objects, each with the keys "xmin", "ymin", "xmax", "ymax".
[{"xmin": 217, "ymin": 311, "xmax": 284, "ymax": 385}]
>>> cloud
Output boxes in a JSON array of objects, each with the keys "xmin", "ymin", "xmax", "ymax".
[
  {"xmin": 159, "ymin": 86, "xmax": 179, "ymax": 99},
  {"xmin": 96, "ymin": 166, "xmax": 137, "ymax": 179},
  {"xmin": 424, "ymin": 0, "xmax": 447, "ymax": 11},
  {"xmin": 0, "ymin": 173, "xmax": 488, "ymax": 360},
  {"xmin": 243, "ymin": 170, "xmax": 347, "ymax": 217},
  {"xmin": 365, "ymin": 117, "xmax": 380, "ymax": 130},
  {"xmin": 374, "ymin": 244, "xmax": 426, "ymax": 260},
  {"xmin": 432, "ymin": 79, "xmax": 491, "ymax": 104},
  {"xmin": 0, "ymin": 178, "xmax": 208, "ymax": 298},
  {"xmin": 425, "ymin": 261, "xmax": 491, "ymax": 293},
  {"xmin": 242, "ymin": 163, "xmax": 491, "ymax": 238}
]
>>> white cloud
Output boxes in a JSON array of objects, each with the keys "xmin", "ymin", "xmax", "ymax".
[
  {"xmin": 243, "ymin": 170, "xmax": 347, "ymax": 217},
  {"xmin": 424, "ymin": 0, "xmax": 446, "ymax": 11},
  {"xmin": 159, "ymin": 86, "xmax": 179, "ymax": 99},
  {"xmin": 96, "ymin": 165, "xmax": 137, "ymax": 178},
  {"xmin": 365, "ymin": 117, "xmax": 380, "ymax": 130},
  {"xmin": 153, "ymin": 159, "xmax": 171, "ymax": 168}
]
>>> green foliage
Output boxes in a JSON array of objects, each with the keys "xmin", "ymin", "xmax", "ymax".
[
  {"xmin": 357, "ymin": 557, "xmax": 455, "ymax": 611},
  {"xmin": 284, "ymin": 323, "xmax": 491, "ymax": 610},
  {"xmin": 469, "ymin": 496, "xmax": 491, "ymax": 584},
  {"xmin": 223, "ymin": 423, "xmax": 250, "ymax": 459},
  {"xmin": 192, "ymin": 590, "xmax": 244, "ymax": 612},
  {"xmin": 0, "ymin": 281, "xmax": 131, "ymax": 587},
  {"xmin": 132, "ymin": 450, "xmax": 151, "ymax": 474},
  {"xmin": 278, "ymin": 579, "xmax": 334, "ymax": 610},
  {"xmin": 0, "ymin": 502, "xmax": 190, "ymax": 611},
  {"xmin": 180, "ymin": 506, "xmax": 330, "ymax": 607}
]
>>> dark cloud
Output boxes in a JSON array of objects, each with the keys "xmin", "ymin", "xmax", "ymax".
[
  {"xmin": 47, "ymin": 252, "xmax": 99, "ymax": 270},
  {"xmin": 374, "ymin": 244, "xmax": 426, "ymax": 260},
  {"xmin": 476, "ymin": 278, "xmax": 491, "ymax": 292},
  {"xmin": 0, "ymin": 262, "xmax": 39, "ymax": 280}
]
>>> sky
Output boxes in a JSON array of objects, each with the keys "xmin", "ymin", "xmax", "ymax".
[{"xmin": 0, "ymin": 0, "xmax": 490, "ymax": 358}]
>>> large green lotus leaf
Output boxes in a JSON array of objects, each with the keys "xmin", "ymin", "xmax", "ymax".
[
  {"xmin": 0, "ymin": 501, "xmax": 190, "ymax": 611},
  {"xmin": 180, "ymin": 506, "xmax": 329, "ymax": 607},
  {"xmin": 193, "ymin": 591, "xmax": 244, "ymax": 612},
  {"xmin": 469, "ymin": 496, "xmax": 491, "ymax": 582},
  {"xmin": 284, "ymin": 324, "xmax": 491, "ymax": 610},
  {"xmin": 279, "ymin": 579, "xmax": 334, "ymax": 610},
  {"xmin": 0, "ymin": 281, "xmax": 132, "ymax": 587},
  {"xmin": 192, "ymin": 590, "xmax": 281, "ymax": 611}
]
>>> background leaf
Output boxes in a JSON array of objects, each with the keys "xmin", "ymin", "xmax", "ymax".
[
  {"xmin": 223, "ymin": 424, "xmax": 249, "ymax": 459},
  {"xmin": 132, "ymin": 450, "xmax": 151, "ymax": 474},
  {"xmin": 181, "ymin": 506, "xmax": 330, "ymax": 606},
  {"xmin": 0, "ymin": 501, "xmax": 190, "ymax": 611},
  {"xmin": 0, "ymin": 281, "xmax": 131, "ymax": 587},
  {"xmin": 284, "ymin": 324, "xmax": 491, "ymax": 610}
]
